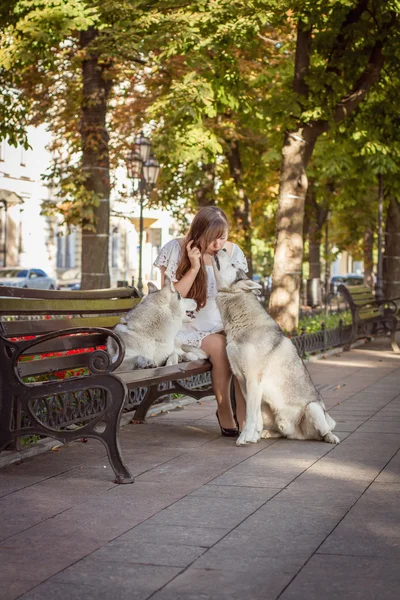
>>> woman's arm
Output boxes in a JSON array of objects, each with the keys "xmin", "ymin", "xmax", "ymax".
[{"xmin": 160, "ymin": 241, "xmax": 201, "ymax": 297}]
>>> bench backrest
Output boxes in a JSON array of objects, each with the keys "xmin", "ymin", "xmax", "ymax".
[
  {"xmin": 337, "ymin": 284, "xmax": 380, "ymax": 320},
  {"xmin": 0, "ymin": 286, "xmax": 140, "ymax": 379}
]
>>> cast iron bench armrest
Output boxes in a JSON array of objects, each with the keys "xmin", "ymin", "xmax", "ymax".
[{"xmin": 4, "ymin": 327, "xmax": 125, "ymax": 386}]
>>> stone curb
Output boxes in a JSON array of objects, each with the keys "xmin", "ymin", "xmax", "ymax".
[{"xmin": 0, "ymin": 339, "xmax": 368, "ymax": 469}]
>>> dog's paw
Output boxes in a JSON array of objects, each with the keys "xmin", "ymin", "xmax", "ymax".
[
  {"xmin": 135, "ymin": 357, "xmax": 157, "ymax": 369},
  {"xmin": 323, "ymin": 432, "xmax": 340, "ymax": 444},
  {"xmin": 181, "ymin": 346, "xmax": 208, "ymax": 360},
  {"xmin": 181, "ymin": 351, "xmax": 199, "ymax": 362},
  {"xmin": 261, "ymin": 430, "xmax": 283, "ymax": 439},
  {"xmin": 236, "ymin": 424, "xmax": 261, "ymax": 446},
  {"xmin": 166, "ymin": 352, "xmax": 179, "ymax": 366}
]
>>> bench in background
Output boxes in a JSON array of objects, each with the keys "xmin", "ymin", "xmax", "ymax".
[
  {"xmin": 338, "ymin": 284, "xmax": 400, "ymax": 353},
  {"xmin": 0, "ymin": 286, "xmax": 213, "ymax": 483}
]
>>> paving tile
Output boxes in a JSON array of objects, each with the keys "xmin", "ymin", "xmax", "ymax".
[
  {"xmin": 151, "ymin": 561, "xmax": 305, "ymax": 600},
  {"xmin": 0, "ymin": 476, "xmax": 114, "ymax": 541},
  {"xmin": 201, "ymin": 493, "xmax": 348, "ymax": 559},
  {"xmin": 375, "ymin": 450, "xmax": 400, "ymax": 483},
  {"xmin": 24, "ymin": 563, "xmax": 182, "ymax": 600},
  {"xmin": 1, "ymin": 576, "xmax": 42, "ymax": 600},
  {"xmin": 357, "ymin": 421, "xmax": 400, "ymax": 433},
  {"xmin": 90, "ymin": 539, "xmax": 206, "ymax": 567},
  {"xmin": 189, "ymin": 484, "xmax": 281, "ymax": 500},
  {"xmin": 0, "ymin": 530, "xmax": 101, "ymax": 581},
  {"xmin": 118, "ymin": 523, "xmax": 230, "ymax": 547},
  {"xmin": 145, "ymin": 494, "xmax": 267, "ymax": 529},
  {"xmin": 319, "ymin": 482, "xmax": 400, "ymax": 558},
  {"xmin": 136, "ymin": 449, "xmax": 258, "ymax": 486},
  {"xmin": 280, "ymin": 554, "xmax": 400, "ymax": 600}
]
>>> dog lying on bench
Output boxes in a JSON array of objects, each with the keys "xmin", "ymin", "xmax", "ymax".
[
  {"xmin": 213, "ymin": 249, "xmax": 339, "ymax": 446},
  {"xmin": 107, "ymin": 275, "xmax": 207, "ymax": 371}
]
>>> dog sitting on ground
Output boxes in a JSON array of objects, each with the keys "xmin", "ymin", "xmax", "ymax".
[
  {"xmin": 213, "ymin": 249, "xmax": 339, "ymax": 446},
  {"xmin": 107, "ymin": 276, "xmax": 207, "ymax": 371}
]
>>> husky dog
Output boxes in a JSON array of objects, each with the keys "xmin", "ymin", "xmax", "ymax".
[
  {"xmin": 213, "ymin": 249, "xmax": 339, "ymax": 446},
  {"xmin": 107, "ymin": 276, "xmax": 207, "ymax": 371}
]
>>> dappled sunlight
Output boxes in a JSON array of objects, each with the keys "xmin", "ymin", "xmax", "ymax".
[{"xmin": 316, "ymin": 358, "xmax": 396, "ymax": 368}]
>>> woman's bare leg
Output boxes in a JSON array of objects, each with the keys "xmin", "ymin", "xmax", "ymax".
[
  {"xmin": 233, "ymin": 377, "xmax": 246, "ymax": 432},
  {"xmin": 201, "ymin": 333, "xmax": 246, "ymax": 431},
  {"xmin": 201, "ymin": 333, "xmax": 235, "ymax": 429}
]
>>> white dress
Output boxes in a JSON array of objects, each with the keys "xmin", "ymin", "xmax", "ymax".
[{"xmin": 154, "ymin": 239, "xmax": 248, "ymax": 348}]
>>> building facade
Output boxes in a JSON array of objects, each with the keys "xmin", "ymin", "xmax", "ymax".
[{"xmin": 0, "ymin": 126, "xmax": 179, "ymax": 290}]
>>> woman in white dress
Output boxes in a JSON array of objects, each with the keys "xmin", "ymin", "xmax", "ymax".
[{"xmin": 154, "ymin": 206, "xmax": 247, "ymax": 436}]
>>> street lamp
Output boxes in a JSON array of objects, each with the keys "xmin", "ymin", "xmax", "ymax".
[
  {"xmin": 375, "ymin": 173, "xmax": 384, "ymax": 301},
  {"xmin": 125, "ymin": 135, "xmax": 160, "ymax": 296}
]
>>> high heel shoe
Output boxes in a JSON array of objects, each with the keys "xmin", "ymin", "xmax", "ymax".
[{"xmin": 216, "ymin": 411, "xmax": 238, "ymax": 437}]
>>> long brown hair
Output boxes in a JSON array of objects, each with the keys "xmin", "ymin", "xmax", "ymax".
[{"xmin": 176, "ymin": 206, "xmax": 228, "ymax": 309}]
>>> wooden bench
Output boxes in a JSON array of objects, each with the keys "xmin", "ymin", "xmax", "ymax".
[
  {"xmin": 337, "ymin": 284, "xmax": 400, "ymax": 353},
  {"xmin": 0, "ymin": 286, "xmax": 213, "ymax": 484}
]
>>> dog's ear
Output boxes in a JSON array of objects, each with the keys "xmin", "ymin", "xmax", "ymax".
[
  {"xmin": 163, "ymin": 274, "xmax": 175, "ymax": 292},
  {"xmin": 236, "ymin": 279, "xmax": 262, "ymax": 295},
  {"xmin": 147, "ymin": 282, "xmax": 158, "ymax": 294}
]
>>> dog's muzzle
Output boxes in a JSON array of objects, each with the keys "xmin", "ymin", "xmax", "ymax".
[
  {"xmin": 186, "ymin": 310, "xmax": 195, "ymax": 320},
  {"xmin": 214, "ymin": 254, "xmax": 221, "ymax": 271}
]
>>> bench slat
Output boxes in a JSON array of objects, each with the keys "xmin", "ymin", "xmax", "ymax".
[
  {"xmin": 20, "ymin": 333, "xmax": 107, "ymax": 355},
  {"xmin": 1, "ymin": 316, "xmax": 122, "ymax": 336},
  {"xmin": 0, "ymin": 286, "xmax": 139, "ymax": 300},
  {"xmin": 118, "ymin": 360, "xmax": 212, "ymax": 388},
  {"xmin": 0, "ymin": 297, "xmax": 139, "ymax": 315},
  {"xmin": 18, "ymin": 353, "xmax": 93, "ymax": 377}
]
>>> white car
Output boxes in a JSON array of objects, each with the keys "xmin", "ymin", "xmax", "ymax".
[
  {"xmin": 57, "ymin": 268, "xmax": 81, "ymax": 291},
  {"xmin": 0, "ymin": 267, "xmax": 57, "ymax": 290}
]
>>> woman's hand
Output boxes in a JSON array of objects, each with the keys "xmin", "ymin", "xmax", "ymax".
[{"xmin": 186, "ymin": 240, "xmax": 201, "ymax": 272}]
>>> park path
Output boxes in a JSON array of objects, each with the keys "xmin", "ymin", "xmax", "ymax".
[{"xmin": 0, "ymin": 338, "xmax": 399, "ymax": 600}]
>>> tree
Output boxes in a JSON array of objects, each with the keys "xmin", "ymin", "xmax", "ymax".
[
  {"xmin": 0, "ymin": 1, "xmax": 159, "ymax": 289},
  {"xmin": 268, "ymin": 0, "xmax": 399, "ymax": 331}
]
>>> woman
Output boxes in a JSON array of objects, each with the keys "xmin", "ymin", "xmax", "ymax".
[{"xmin": 154, "ymin": 206, "xmax": 247, "ymax": 436}]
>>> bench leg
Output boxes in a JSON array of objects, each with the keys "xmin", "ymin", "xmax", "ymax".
[
  {"xmin": 132, "ymin": 378, "xmax": 214, "ymax": 423},
  {"xmin": 99, "ymin": 427, "xmax": 135, "ymax": 484},
  {"xmin": 133, "ymin": 385, "xmax": 163, "ymax": 422}
]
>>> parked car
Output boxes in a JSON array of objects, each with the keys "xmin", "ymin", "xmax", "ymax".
[
  {"xmin": 0, "ymin": 267, "xmax": 57, "ymax": 289},
  {"xmin": 57, "ymin": 268, "xmax": 81, "ymax": 291},
  {"xmin": 330, "ymin": 273, "xmax": 364, "ymax": 296}
]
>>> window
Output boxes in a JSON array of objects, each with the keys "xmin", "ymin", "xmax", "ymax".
[
  {"xmin": 56, "ymin": 227, "xmax": 77, "ymax": 268},
  {"xmin": 20, "ymin": 147, "xmax": 26, "ymax": 167},
  {"xmin": 111, "ymin": 229, "xmax": 120, "ymax": 269}
]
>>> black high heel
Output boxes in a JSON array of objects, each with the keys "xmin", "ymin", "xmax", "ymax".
[{"xmin": 216, "ymin": 411, "xmax": 238, "ymax": 437}]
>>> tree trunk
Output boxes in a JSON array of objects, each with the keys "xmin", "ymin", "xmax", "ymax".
[
  {"xmin": 383, "ymin": 196, "xmax": 400, "ymax": 298},
  {"xmin": 225, "ymin": 140, "xmax": 253, "ymax": 277},
  {"xmin": 363, "ymin": 228, "xmax": 374, "ymax": 287},
  {"xmin": 195, "ymin": 162, "xmax": 216, "ymax": 207},
  {"xmin": 268, "ymin": 7, "xmax": 389, "ymax": 331},
  {"xmin": 79, "ymin": 28, "xmax": 112, "ymax": 290},
  {"xmin": 268, "ymin": 128, "xmax": 316, "ymax": 331}
]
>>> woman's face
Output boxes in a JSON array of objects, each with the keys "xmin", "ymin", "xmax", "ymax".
[{"xmin": 204, "ymin": 230, "xmax": 228, "ymax": 255}]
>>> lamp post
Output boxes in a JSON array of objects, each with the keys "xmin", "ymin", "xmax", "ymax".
[
  {"xmin": 375, "ymin": 173, "xmax": 384, "ymax": 301},
  {"xmin": 324, "ymin": 209, "xmax": 331, "ymax": 313},
  {"xmin": 125, "ymin": 135, "xmax": 160, "ymax": 296}
]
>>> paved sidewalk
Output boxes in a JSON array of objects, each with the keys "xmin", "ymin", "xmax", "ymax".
[{"xmin": 0, "ymin": 339, "xmax": 399, "ymax": 600}]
